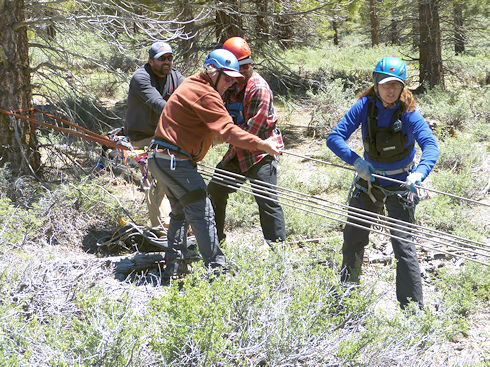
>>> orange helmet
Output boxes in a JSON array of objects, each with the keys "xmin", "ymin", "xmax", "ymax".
[{"xmin": 223, "ymin": 37, "xmax": 252, "ymax": 61}]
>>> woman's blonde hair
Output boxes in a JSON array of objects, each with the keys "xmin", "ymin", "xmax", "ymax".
[{"xmin": 358, "ymin": 85, "xmax": 416, "ymax": 113}]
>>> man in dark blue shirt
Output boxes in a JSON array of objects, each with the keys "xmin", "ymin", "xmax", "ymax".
[{"xmin": 125, "ymin": 41, "xmax": 185, "ymax": 147}]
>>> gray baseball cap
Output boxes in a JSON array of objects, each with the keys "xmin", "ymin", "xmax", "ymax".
[{"xmin": 149, "ymin": 41, "xmax": 172, "ymax": 59}]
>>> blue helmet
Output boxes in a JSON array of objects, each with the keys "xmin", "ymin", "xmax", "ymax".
[
  {"xmin": 204, "ymin": 49, "xmax": 243, "ymax": 79},
  {"xmin": 373, "ymin": 56, "xmax": 407, "ymax": 85}
]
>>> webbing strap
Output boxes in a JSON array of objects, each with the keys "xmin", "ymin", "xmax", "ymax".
[
  {"xmin": 355, "ymin": 181, "xmax": 407, "ymax": 198},
  {"xmin": 354, "ymin": 177, "xmax": 408, "ymax": 207},
  {"xmin": 150, "ymin": 137, "xmax": 194, "ymax": 160},
  {"xmin": 367, "ymin": 180, "xmax": 379, "ymax": 204},
  {"xmin": 375, "ymin": 161, "xmax": 415, "ymax": 176},
  {"xmin": 0, "ymin": 108, "xmax": 127, "ymax": 150}
]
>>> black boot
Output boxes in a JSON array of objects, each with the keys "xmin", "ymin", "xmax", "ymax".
[
  {"xmin": 162, "ymin": 250, "xmax": 181, "ymax": 285},
  {"xmin": 183, "ymin": 244, "xmax": 202, "ymax": 263}
]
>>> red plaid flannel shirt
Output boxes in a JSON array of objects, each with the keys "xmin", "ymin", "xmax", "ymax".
[{"xmin": 221, "ymin": 71, "xmax": 283, "ymax": 172}]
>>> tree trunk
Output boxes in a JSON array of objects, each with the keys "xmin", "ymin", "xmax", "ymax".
[
  {"xmin": 453, "ymin": 1, "xmax": 465, "ymax": 55},
  {"xmin": 0, "ymin": 0, "xmax": 40, "ymax": 174},
  {"xmin": 275, "ymin": 0, "xmax": 294, "ymax": 48},
  {"xmin": 215, "ymin": 0, "xmax": 242, "ymax": 45},
  {"xmin": 412, "ymin": 3, "xmax": 419, "ymax": 49},
  {"xmin": 254, "ymin": 0, "xmax": 269, "ymax": 44},
  {"xmin": 418, "ymin": 0, "xmax": 444, "ymax": 89},
  {"xmin": 389, "ymin": 10, "xmax": 400, "ymax": 45},
  {"xmin": 45, "ymin": 9, "xmax": 56, "ymax": 40},
  {"xmin": 179, "ymin": 0, "xmax": 199, "ymax": 69},
  {"xmin": 332, "ymin": 20, "xmax": 339, "ymax": 46},
  {"xmin": 369, "ymin": 0, "xmax": 380, "ymax": 46}
]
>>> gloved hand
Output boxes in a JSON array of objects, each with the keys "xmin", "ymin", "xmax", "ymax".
[
  {"xmin": 354, "ymin": 158, "xmax": 375, "ymax": 182},
  {"xmin": 405, "ymin": 172, "xmax": 423, "ymax": 191}
]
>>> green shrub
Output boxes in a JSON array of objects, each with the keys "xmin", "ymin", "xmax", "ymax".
[
  {"xmin": 417, "ymin": 86, "xmax": 489, "ymax": 137},
  {"xmin": 435, "ymin": 262, "xmax": 490, "ymax": 317},
  {"xmin": 146, "ymin": 242, "xmax": 352, "ymax": 365},
  {"xmin": 305, "ymin": 79, "xmax": 356, "ymax": 131},
  {"xmin": 435, "ymin": 136, "xmax": 485, "ymax": 173},
  {"xmin": 415, "ymin": 194, "xmax": 487, "ymax": 241}
]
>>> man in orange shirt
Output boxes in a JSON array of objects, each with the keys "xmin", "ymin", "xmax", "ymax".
[{"xmin": 147, "ymin": 49, "xmax": 282, "ymax": 282}]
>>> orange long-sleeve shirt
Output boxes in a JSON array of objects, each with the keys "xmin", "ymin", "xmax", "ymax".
[{"xmin": 154, "ymin": 72, "xmax": 264, "ymax": 162}]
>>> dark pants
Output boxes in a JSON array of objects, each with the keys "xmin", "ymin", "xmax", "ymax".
[
  {"xmin": 207, "ymin": 156, "xmax": 286, "ymax": 245},
  {"xmin": 341, "ymin": 188, "xmax": 423, "ymax": 309},
  {"xmin": 148, "ymin": 154, "xmax": 226, "ymax": 268}
]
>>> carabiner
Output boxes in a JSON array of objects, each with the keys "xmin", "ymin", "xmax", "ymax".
[{"xmin": 167, "ymin": 149, "xmax": 176, "ymax": 170}]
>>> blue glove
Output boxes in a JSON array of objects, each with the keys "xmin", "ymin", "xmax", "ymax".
[
  {"xmin": 405, "ymin": 172, "xmax": 423, "ymax": 192},
  {"xmin": 354, "ymin": 158, "xmax": 375, "ymax": 182}
]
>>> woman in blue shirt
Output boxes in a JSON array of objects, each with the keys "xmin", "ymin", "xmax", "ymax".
[{"xmin": 326, "ymin": 56, "xmax": 439, "ymax": 309}]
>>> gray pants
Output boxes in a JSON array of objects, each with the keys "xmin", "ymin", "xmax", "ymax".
[
  {"xmin": 148, "ymin": 154, "xmax": 226, "ymax": 268},
  {"xmin": 341, "ymin": 187, "xmax": 423, "ymax": 309}
]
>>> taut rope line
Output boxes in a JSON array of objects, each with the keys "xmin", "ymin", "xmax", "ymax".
[
  {"xmin": 281, "ymin": 150, "xmax": 490, "ymax": 208},
  {"xmin": 198, "ymin": 165, "xmax": 489, "ymax": 266}
]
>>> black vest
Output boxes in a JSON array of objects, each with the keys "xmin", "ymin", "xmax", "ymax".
[{"xmin": 363, "ymin": 99, "xmax": 414, "ymax": 163}]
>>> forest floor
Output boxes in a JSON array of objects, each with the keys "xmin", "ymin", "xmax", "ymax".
[
  {"xmin": 6, "ymin": 103, "xmax": 487, "ymax": 366},
  {"xmin": 88, "ymin": 101, "xmax": 488, "ymax": 364}
]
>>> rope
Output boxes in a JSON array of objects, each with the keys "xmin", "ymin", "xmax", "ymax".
[
  {"xmin": 198, "ymin": 164, "xmax": 489, "ymax": 267},
  {"xmin": 201, "ymin": 164, "xmax": 487, "ymax": 248},
  {"xmin": 1, "ymin": 107, "xmax": 487, "ymax": 264},
  {"xmin": 281, "ymin": 150, "xmax": 490, "ymax": 208},
  {"xmin": 202, "ymin": 164, "xmax": 490, "ymax": 257},
  {"xmin": 0, "ymin": 108, "xmax": 130, "ymax": 151}
]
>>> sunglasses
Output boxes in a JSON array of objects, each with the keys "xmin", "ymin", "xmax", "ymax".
[
  {"xmin": 379, "ymin": 83, "xmax": 403, "ymax": 91},
  {"xmin": 223, "ymin": 74, "xmax": 235, "ymax": 84},
  {"xmin": 157, "ymin": 55, "xmax": 173, "ymax": 62}
]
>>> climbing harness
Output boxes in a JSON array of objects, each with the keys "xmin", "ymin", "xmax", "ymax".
[{"xmin": 150, "ymin": 136, "xmax": 196, "ymax": 161}]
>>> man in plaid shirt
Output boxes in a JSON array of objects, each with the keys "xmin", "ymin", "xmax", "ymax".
[{"xmin": 208, "ymin": 37, "xmax": 286, "ymax": 247}]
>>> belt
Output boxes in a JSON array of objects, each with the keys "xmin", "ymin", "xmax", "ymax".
[
  {"xmin": 148, "ymin": 150, "xmax": 189, "ymax": 161},
  {"xmin": 150, "ymin": 137, "xmax": 194, "ymax": 160},
  {"xmin": 375, "ymin": 161, "xmax": 415, "ymax": 176}
]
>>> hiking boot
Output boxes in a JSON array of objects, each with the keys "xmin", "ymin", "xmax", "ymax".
[
  {"xmin": 183, "ymin": 245, "xmax": 202, "ymax": 262},
  {"xmin": 162, "ymin": 249, "xmax": 181, "ymax": 281},
  {"xmin": 177, "ymin": 261, "xmax": 193, "ymax": 275},
  {"xmin": 162, "ymin": 260, "xmax": 178, "ymax": 285},
  {"xmin": 205, "ymin": 262, "xmax": 237, "ymax": 282}
]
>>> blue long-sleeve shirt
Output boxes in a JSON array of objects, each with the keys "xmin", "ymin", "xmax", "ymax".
[{"xmin": 326, "ymin": 97, "xmax": 439, "ymax": 187}]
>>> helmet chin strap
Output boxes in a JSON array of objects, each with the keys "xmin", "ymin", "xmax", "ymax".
[
  {"xmin": 214, "ymin": 69, "xmax": 224, "ymax": 90},
  {"xmin": 205, "ymin": 69, "xmax": 224, "ymax": 92}
]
